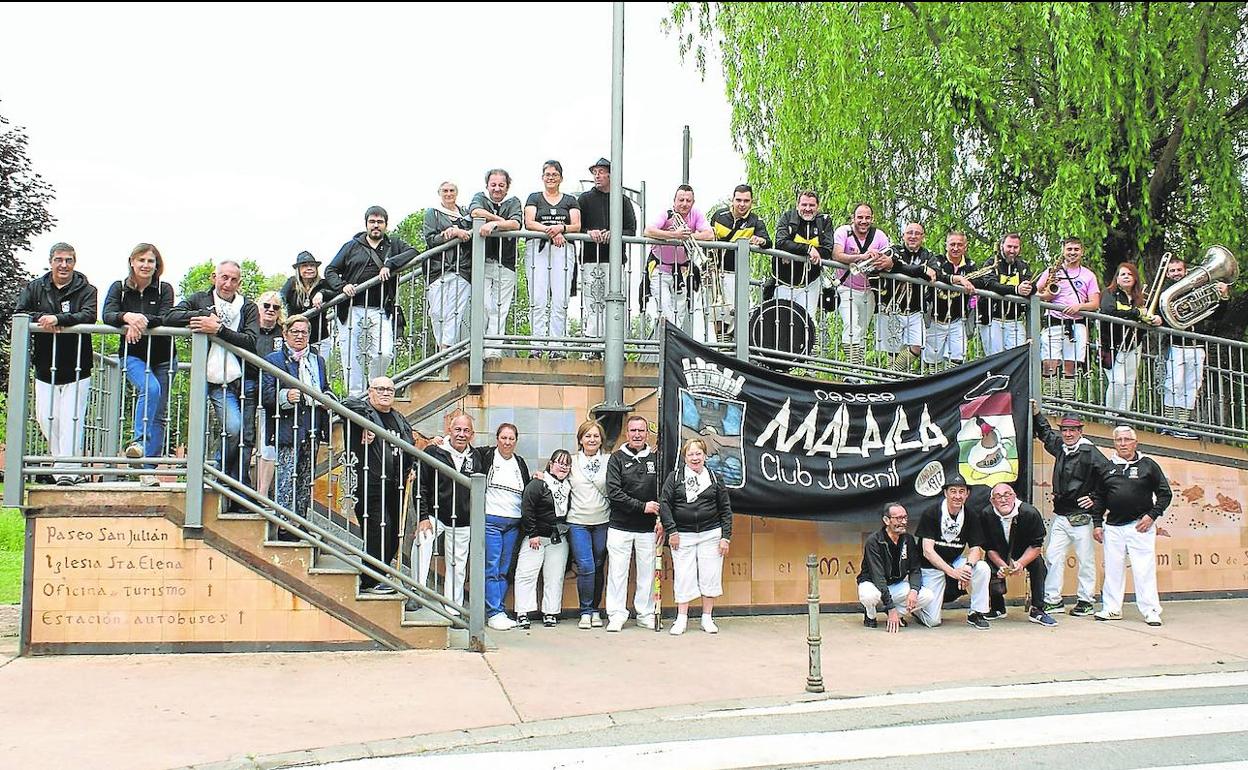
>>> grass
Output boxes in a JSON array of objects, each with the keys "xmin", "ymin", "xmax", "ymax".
[{"xmin": 0, "ymin": 483, "xmax": 23, "ymax": 605}]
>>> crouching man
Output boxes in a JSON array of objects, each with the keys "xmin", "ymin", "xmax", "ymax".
[{"xmin": 858, "ymin": 502, "xmax": 937, "ymax": 632}]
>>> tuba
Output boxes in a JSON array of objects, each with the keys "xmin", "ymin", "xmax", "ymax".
[{"xmin": 1158, "ymin": 245, "xmax": 1239, "ymax": 329}]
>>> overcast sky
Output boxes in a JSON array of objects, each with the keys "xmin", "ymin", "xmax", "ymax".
[{"xmin": 1, "ymin": 2, "xmax": 745, "ymax": 291}]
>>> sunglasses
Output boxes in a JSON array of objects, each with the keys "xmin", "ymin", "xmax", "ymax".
[{"xmin": 262, "ymin": 303, "xmax": 281, "ymax": 310}]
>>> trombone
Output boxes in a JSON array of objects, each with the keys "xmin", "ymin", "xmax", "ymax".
[{"xmin": 1141, "ymin": 251, "xmax": 1173, "ymax": 321}]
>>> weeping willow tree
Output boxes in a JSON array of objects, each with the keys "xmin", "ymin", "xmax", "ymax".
[{"xmin": 667, "ymin": 2, "xmax": 1248, "ymax": 330}]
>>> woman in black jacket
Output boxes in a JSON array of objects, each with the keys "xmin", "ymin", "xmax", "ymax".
[
  {"xmin": 1098, "ymin": 262, "xmax": 1161, "ymax": 415},
  {"xmin": 280, "ymin": 251, "xmax": 333, "ymax": 357},
  {"xmin": 659, "ymin": 438, "xmax": 733, "ymax": 635},
  {"xmin": 101, "ymin": 243, "xmax": 176, "ymax": 486},
  {"xmin": 513, "ymin": 449, "xmax": 572, "ymax": 629}
]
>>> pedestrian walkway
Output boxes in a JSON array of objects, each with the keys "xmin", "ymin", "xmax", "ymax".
[{"xmin": 0, "ymin": 599, "xmax": 1245, "ymax": 770}]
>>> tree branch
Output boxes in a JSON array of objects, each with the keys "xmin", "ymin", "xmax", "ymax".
[{"xmin": 1148, "ymin": 3, "xmax": 1212, "ymax": 218}]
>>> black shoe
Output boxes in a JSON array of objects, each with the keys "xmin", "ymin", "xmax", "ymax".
[
  {"xmin": 967, "ymin": 612, "xmax": 990, "ymax": 630},
  {"xmin": 983, "ymin": 608, "xmax": 1007, "ymax": 621},
  {"xmin": 1070, "ymin": 601, "xmax": 1096, "ymax": 617},
  {"xmin": 543, "ymin": 614, "xmax": 559, "ymax": 627},
  {"xmin": 516, "ymin": 614, "xmax": 531, "ymax": 630},
  {"xmin": 863, "ymin": 614, "xmax": 878, "ymax": 629}
]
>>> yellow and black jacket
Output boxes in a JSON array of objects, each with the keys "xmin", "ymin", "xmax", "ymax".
[{"xmin": 710, "ymin": 209, "xmax": 772, "ymax": 272}]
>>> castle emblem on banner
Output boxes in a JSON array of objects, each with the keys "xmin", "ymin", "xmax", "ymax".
[
  {"xmin": 957, "ymin": 373, "xmax": 1019, "ymax": 486},
  {"xmin": 678, "ymin": 357, "xmax": 747, "ymax": 488}
]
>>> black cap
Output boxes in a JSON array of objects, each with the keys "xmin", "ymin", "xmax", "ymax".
[
  {"xmin": 589, "ymin": 157, "xmax": 611, "ymax": 172},
  {"xmin": 942, "ymin": 473, "xmax": 969, "ymax": 490},
  {"xmin": 293, "ymin": 251, "xmax": 320, "ymax": 268}
]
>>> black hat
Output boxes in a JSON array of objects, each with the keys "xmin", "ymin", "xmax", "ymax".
[
  {"xmin": 293, "ymin": 251, "xmax": 320, "ymax": 268},
  {"xmin": 589, "ymin": 157, "xmax": 611, "ymax": 172},
  {"xmin": 942, "ymin": 473, "xmax": 969, "ymax": 490}
]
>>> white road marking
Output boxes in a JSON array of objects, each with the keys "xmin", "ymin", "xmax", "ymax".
[
  {"xmin": 687, "ymin": 669, "xmax": 1248, "ymax": 719},
  {"xmin": 317, "ymin": 703, "xmax": 1248, "ymax": 770}
]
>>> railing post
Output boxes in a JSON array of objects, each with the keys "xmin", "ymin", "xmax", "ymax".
[
  {"xmin": 469, "ymin": 218, "xmax": 486, "ymax": 392},
  {"xmin": 468, "ymin": 473, "xmax": 487, "ymax": 651},
  {"xmin": 4, "ymin": 315, "xmax": 32, "ymax": 507},
  {"xmin": 735, "ymin": 238, "xmax": 751, "ymax": 362},
  {"xmin": 1027, "ymin": 293, "xmax": 1043, "ymax": 409},
  {"xmin": 101, "ymin": 356, "xmax": 124, "ymax": 460},
  {"xmin": 806, "ymin": 554, "xmax": 824, "ymax": 693},
  {"xmin": 183, "ymin": 333, "xmax": 210, "ymax": 530}
]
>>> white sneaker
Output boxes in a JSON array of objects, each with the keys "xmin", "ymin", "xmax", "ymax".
[
  {"xmin": 578, "ymin": 614, "xmax": 593, "ymax": 630},
  {"xmin": 590, "ymin": 613, "xmax": 604, "ymax": 628},
  {"xmin": 669, "ymin": 615, "xmax": 688, "ymax": 636},
  {"xmin": 636, "ymin": 614, "xmax": 656, "ymax": 630},
  {"xmin": 1094, "ymin": 609, "xmax": 1123, "ymax": 621},
  {"xmin": 140, "ymin": 474, "xmax": 160, "ymax": 488},
  {"xmin": 1144, "ymin": 611, "xmax": 1163, "ymax": 627},
  {"xmin": 606, "ymin": 617, "xmax": 625, "ymax": 633},
  {"xmin": 124, "ymin": 443, "xmax": 144, "ymax": 459},
  {"xmin": 701, "ymin": 616, "xmax": 719, "ymax": 634},
  {"xmin": 487, "ymin": 614, "xmax": 517, "ymax": 631}
]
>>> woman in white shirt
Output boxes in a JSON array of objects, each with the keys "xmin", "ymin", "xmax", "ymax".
[
  {"xmin": 568, "ymin": 419, "xmax": 610, "ymax": 628},
  {"xmin": 483, "ymin": 423, "xmax": 531, "ymax": 631}
]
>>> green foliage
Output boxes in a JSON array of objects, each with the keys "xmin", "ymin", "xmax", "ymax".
[
  {"xmin": 668, "ymin": 2, "xmax": 1248, "ymax": 281},
  {"xmin": 0, "ymin": 552, "xmax": 19, "ymax": 604},
  {"xmin": 1, "ymin": 109, "xmax": 51, "ymax": 385},
  {"xmin": 177, "ymin": 258, "xmax": 284, "ymax": 300}
]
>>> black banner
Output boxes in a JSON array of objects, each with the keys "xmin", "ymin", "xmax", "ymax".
[{"xmin": 659, "ymin": 324, "xmax": 1032, "ymax": 520}]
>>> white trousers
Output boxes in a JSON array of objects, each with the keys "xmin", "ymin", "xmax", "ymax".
[
  {"xmin": 427, "ymin": 273, "xmax": 471, "ymax": 348},
  {"xmin": 713, "ymin": 271, "xmax": 737, "ymax": 325},
  {"xmin": 1040, "ymin": 321, "xmax": 1088, "ymax": 363},
  {"xmin": 527, "ymin": 241, "xmax": 574, "ymax": 344},
  {"xmin": 875, "ymin": 312, "xmax": 924, "ymax": 354},
  {"xmin": 338, "ymin": 306, "xmax": 394, "ymax": 398},
  {"xmin": 483, "ymin": 262, "xmax": 517, "ymax": 358},
  {"xmin": 982, "ymin": 318, "xmax": 1026, "ymax": 357},
  {"xmin": 651, "ymin": 270, "xmax": 709, "ymax": 343},
  {"xmin": 514, "ymin": 536, "xmax": 569, "ymax": 615},
  {"xmin": 414, "ymin": 520, "xmax": 471, "ymax": 609},
  {"xmin": 670, "ymin": 528, "xmax": 724, "ymax": 604},
  {"xmin": 1043, "ymin": 514, "xmax": 1098, "ymax": 604},
  {"xmin": 917, "ymin": 556, "xmax": 990, "ymax": 626},
  {"xmin": 34, "ymin": 377, "xmax": 91, "ymax": 478},
  {"xmin": 858, "ymin": 580, "xmax": 938, "ymax": 621},
  {"xmin": 923, "ymin": 320, "xmax": 967, "ymax": 364},
  {"xmin": 1163, "ymin": 345, "xmax": 1203, "ymax": 410},
  {"xmin": 1105, "ymin": 347, "xmax": 1141, "ymax": 414},
  {"xmin": 581, "ymin": 262, "xmax": 609, "ymax": 340},
  {"xmin": 775, "ymin": 282, "xmax": 821, "ymax": 325},
  {"xmin": 606, "ymin": 528, "xmax": 657, "ymax": 623},
  {"xmin": 1102, "ymin": 522, "xmax": 1161, "ymax": 618},
  {"xmin": 836, "ymin": 286, "xmax": 875, "ymax": 346}
]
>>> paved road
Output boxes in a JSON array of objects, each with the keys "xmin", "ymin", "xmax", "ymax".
[{"xmin": 314, "ymin": 671, "xmax": 1248, "ymax": 769}]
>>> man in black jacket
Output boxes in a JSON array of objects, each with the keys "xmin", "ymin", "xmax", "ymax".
[
  {"xmin": 872, "ymin": 222, "xmax": 937, "ymax": 372},
  {"xmin": 772, "ymin": 190, "xmax": 830, "ymax": 323},
  {"xmin": 857, "ymin": 502, "xmax": 936, "ymax": 632},
  {"xmin": 970, "ymin": 233, "xmax": 1034, "ymax": 357},
  {"xmin": 1094, "ymin": 426, "xmax": 1172, "ymax": 625},
  {"xmin": 343, "ymin": 376, "xmax": 415, "ymax": 593},
  {"xmin": 1032, "ymin": 403, "xmax": 1108, "ymax": 617},
  {"xmin": 16, "ymin": 243, "xmax": 97, "ymax": 485},
  {"xmin": 577, "ymin": 159, "xmax": 638, "ymax": 349},
  {"xmin": 981, "ymin": 483, "xmax": 1056, "ymax": 626},
  {"xmin": 708, "ymin": 184, "xmax": 771, "ymax": 339},
  {"xmin": 324, "ymin": 206, "xmax": 413, "ymax": 398},
  {"xmin": 604, "ymin": 414, "xmax": 662, "ymax": 632},
  {"xmin": 416, "ymin": 413, "xmax": 483, "ymax": 608},
  {"xmin": 166, "ymin": 260, "xmax": 260, "ymax": 496}
]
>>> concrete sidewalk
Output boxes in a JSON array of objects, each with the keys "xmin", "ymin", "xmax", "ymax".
[{"xmin": 2, "ymin": 599, "xmax": 1247, "ymax": 770}]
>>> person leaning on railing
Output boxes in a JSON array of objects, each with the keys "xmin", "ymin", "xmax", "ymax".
[
  {"xmin": 103, "ymin": 243, "xmax": 176, "ymax": 487},
  {"xmin": 251, "ymin": 291, "xmax": 287, "ymax": 499},
  {"xmin": 1156, "ymin": 255, "xmax": 1232, "ymax": 440},
  {"xmin": 524, "ymin": 160, "xmax": 581, "ymax": 357},
  {"xmin": 923, "ymin": 231, "xmax": 976, "ymax": 371},
  {"xmin": 422, "ymin": 183, "xmax": 474, "ymax": 354},
  {"xmin": 469, "ymin": 169, "xmax": 524, "ymax": 360},
  {"xmin": 969, "ymin": 233, "xmax": 1034, "ymax": 358},
  {"xmin": 832, "ymin": 202, "xmax": 892, "ymax": 372},
  {"xmin": 578, "ymin": 158, "xmax": 639, "ymax": 350},
  {"xmin": 1098, "ymin": 262, "xmax": 1161, "ymax": 416},
  {"xmin": 16, "ymin": 242, "xmax": 98, "ymax": 486},
  {"xmin": 261, "ymin": 315, "xmax": 331, "ymax": 542},
  {"xmin": 872, "ymin": 222, "xmax": 937, "ymax": 373},
  {"xmin": 280, "ymin": 251, "xmax": 334, "ymax": 360},
  {"xmin": 1036, "ymin": 237, "xmax": 1101, "ymax": 403}
]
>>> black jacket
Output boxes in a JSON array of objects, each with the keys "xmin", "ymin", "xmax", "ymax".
[
  {"xmin": 421, "ymin": 207, "xmax": 473, "ymax": 280},
  {"xmin": 16, "ymin": 272, "xmax": 98, "ymax": 384},
  {"xmin": 929, "ymin": 256, "xmax": 976, "ymax": 323},
  {"xmin": 1099, "ymin": 286, "xmax": 1147, "ymax": 359},
  {"xmin": 878, "ymin": 245, "xmax": 937, "ymax": 314},
  {"xmin": 520, "ymin": 477, "xmax": 570, "ymax": 540},
  {"xmin": 659, "ymin": 465, "xmax": 733, "ymax": 538},
  {"xmin": 102, "ymin": 279, "xmax": 175, "ymax": 366},
  {"xmin": 1097, "ymin": 453, "xmax": 1172, "ymax": 527},
  {"xmin": 260, "ymin": 347, "xmax": 332, "ymax": 447},
  {"xmin": 970, "ymin": 254, "xmax": 1031, "ymax": 323},
  {"xmin": 1034, "ymin": 414, "xmax": 1109, "ymax": 518},
  {"xmin": 577, "ymin": 188, "xmax": 638, "ymax": 264},
  {"xmin": 979, "ymin": 502, "xmax": 1047, "ymax": 562},
  {"xmin": 773, "ymin": 209, "xmax": 830, "ymax": 287},
  {"xmin": 342, "ymin": 397, "xmax": 415, "ymax": 506},
  {"xmin": 323, "ymin": 232, "xmax": 413, "ymax": 320},
  {"xmin": 606, "ymin": 446, "xmax": 661, "ymax": 532},
  {"xmin": 856, "ymin": 527, "xmax": 922, "ymax": 610},
  {"xmin": 419, "ymin": 443, "xmax": 485, "ymax": 527},
  {"xmin": 710, "ymin": 209, "xmax": 771, "ymax": 272},
  {"xmin": 164, "ymin": 290, "xmax": 260, "ymax": 357},
  {"xmin": 279, "ymin": 276, "xmax": 334, "ymax": 343},
  {"xmin": 247, "ymin": 324, "xmax": 282, "ymax": 384}
]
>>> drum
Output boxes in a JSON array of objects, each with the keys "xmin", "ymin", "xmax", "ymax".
[{"xmin": 748, "ymin": 298, "xmax": 815, "ymax": 370}]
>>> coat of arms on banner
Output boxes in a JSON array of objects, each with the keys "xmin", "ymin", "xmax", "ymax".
[
  {"xmin": 678, "ymin": 357, "xmax": 746, "ymax": 488},
  {"xmin": 957, "ymin": 373, "xmax": 1019, "ymax": 486}
]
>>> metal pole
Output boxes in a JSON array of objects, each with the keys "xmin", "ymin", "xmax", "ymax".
[
  {"xmin": 468, "ymin": 473, "xmax": 488, "ymax": 651},
  {"xmin": 183, "ymin": 333, "xmax": 210, "ymax": 530},
  {"xmin": 102, "ymin": 356, "xmax": 123, "ymax": 459},
  {"xmin": 469, "ymin": 218, "xmax": 486, "ymax": 392},
  {"xmin": 601, "ymin": 0, "xmax": 627, "ymax": 413},
  {"xmin": 682, "ymin": 125, "xmax": 691, "ymax": 184},
  {"xmin": 1025, "ymin": 295, "xmax": 1043, "ymax": 502},
  {"xmin": 4, "ymin": 315, "xmax": 32, "ymax": 507},
  {"xmin": 734, "ymin": 239, "xmax": 751, "ymax": 362},
  {"xmin": 806, "ymin": 554, "xmax": 824, "ymax": 693}
]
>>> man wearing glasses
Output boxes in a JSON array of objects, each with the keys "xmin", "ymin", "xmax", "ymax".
[
  {"xmin": 981, "ymin": 483, "xmax": 1057, "ymax": 626},
  {"xmin": 416, "ymin": 412, "xmax": 483, "ymax": 609},
  {"xmin": 324, "ymin": 206, "xmax": 413, "ymax": 398},
  {"xmin": 857, "ymin": 502, "xmax": 936, "ymax": 632},
  {"xmin": 343, "ymin": 376, "xmax": 415, "ymax": 593}
]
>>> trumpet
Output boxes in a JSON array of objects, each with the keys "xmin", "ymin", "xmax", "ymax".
[{"xmin": 669, "ymin": 210, "xmax": 730, "ymax": 333}]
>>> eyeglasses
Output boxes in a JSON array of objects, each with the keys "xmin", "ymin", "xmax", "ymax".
[
  {"xmin": 551, "ymin": 458, "xmax": 572, "ymax": 466},
  {"xmin": 262, "ymin": 303, "xmax": 281, "ymax": 310},
  {"xmin": 370, "ymin": 386, "xmax": 395, "ymax": 394},
  {"xmin": 886, "ymin": 515, "xmax": 908, "ymax": 522},
  {"xmin": 991, "ymin": 492, "xmax": 1016, "ymax": 499},
  {"xmin": 286, "ymin": 328, "xmax": 309, "ymax": 336}
]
